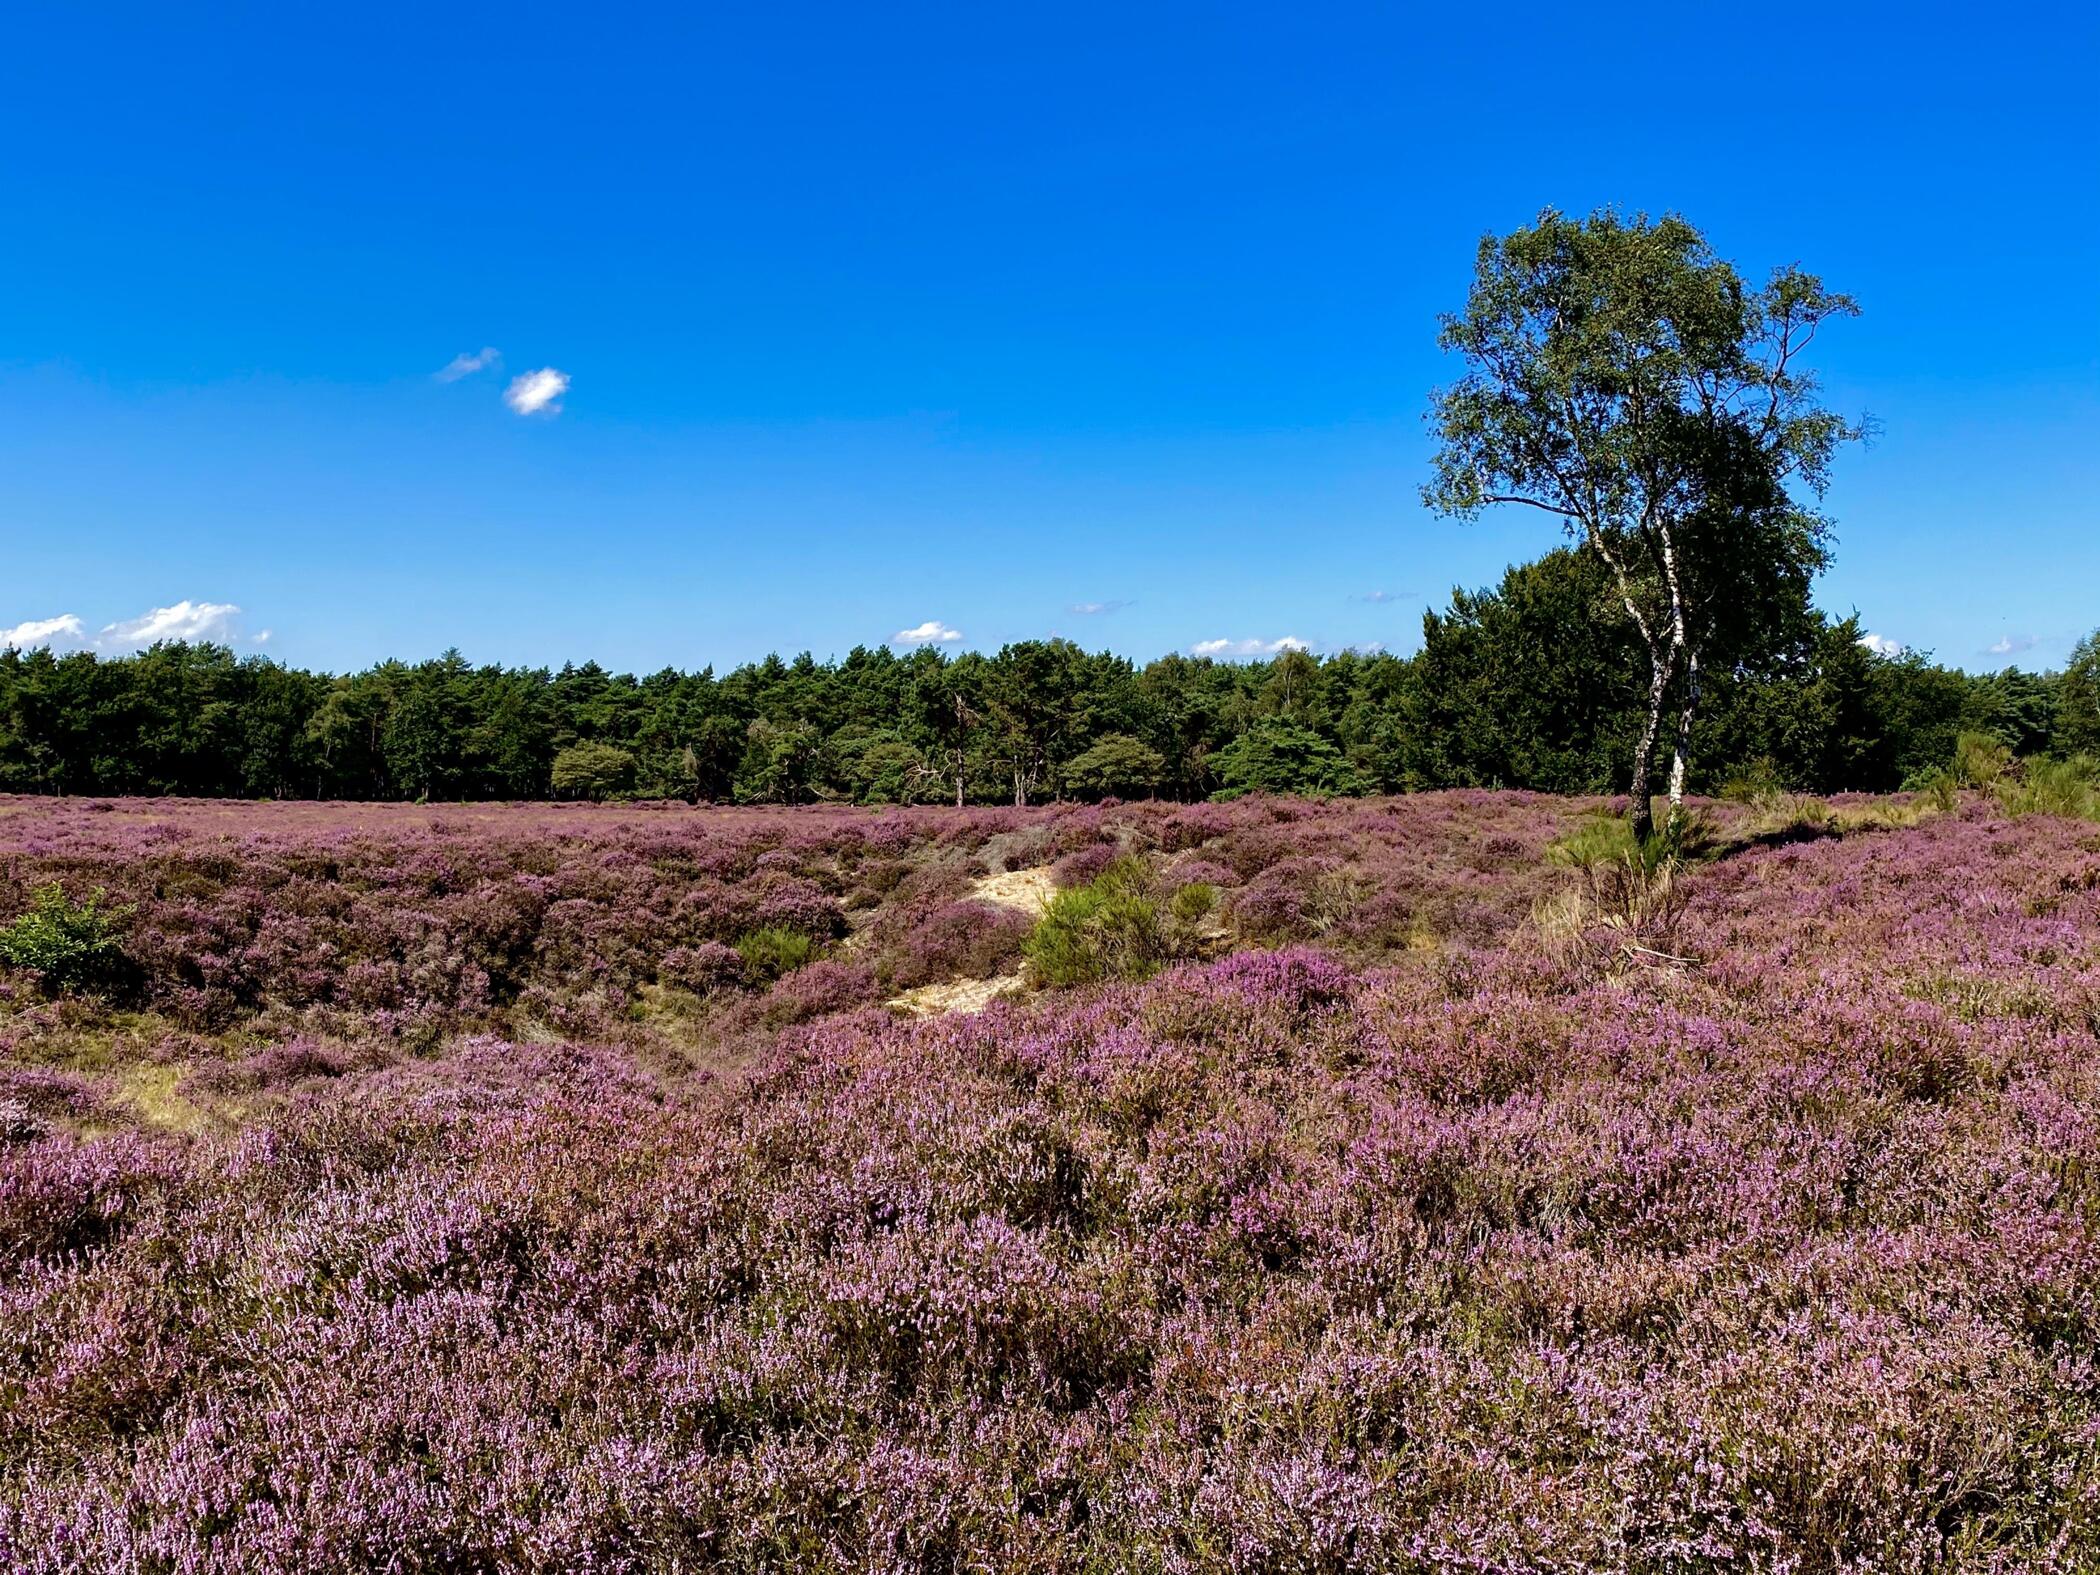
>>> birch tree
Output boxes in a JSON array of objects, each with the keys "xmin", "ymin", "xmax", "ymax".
[{"xmin": 1425, "ymin": 209, "xmax": 1863, "ymax": 840}]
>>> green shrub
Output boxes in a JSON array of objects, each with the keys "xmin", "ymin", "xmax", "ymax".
[
  {"xmin": 735, "ymin": 926, "xmax": 820, "ymax": 983},
  {"xmin": 1024, "ymin": 857, "xmax": 1171, "ymax": 988},
  {"xmin": 1717, "ymin": 757, "xmax": 1786, "ymax": 802},
  {"xmin": 1953, "ymin": 731, "xmax": 2013, "ymax": 789},
  {"xmin": 1063, "ymin": 734, "xmax": 1167, "ymax": 801},
  {"xmin": 1168, "ymin": 881, "xmax": 1217, "ymax": 925},
  {"xmin": 1998, "ymin": 756, "xmax": 2100, "ymax": 822},
  {"xmin": 1209, "ymin": 721, "xmax": 1367, "ymax": 800},
  {"xmin": 551, "ymin": 742, "xmax": 639, "ymax": 801},
  {"xmin": 0, "ymin": 884, "xmax": 132, "ymax": 996},
  {"xmin": 1550, "ymin": 808, "xmax": 1718, "ymax": 871}
]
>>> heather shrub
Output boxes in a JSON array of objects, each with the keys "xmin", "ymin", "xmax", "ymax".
[
  {"xmin": 1228, "ymin": 856, "xmax": 1365, "ymax": 941},
  {"xmin": 734, "ymin": 926, "xmax": 819, "ymax": 982},
  {"xmin": 0, "ymin": 884, "xmax": 132, "ymax": 997},
  {"xmin": 658, "ymin": 940, "xmax": 748, "ymax": 994},
  {"xmin": 1049, "ymin": 842, "xmax": 1121, "ymax": 889},
  {"xmin": 1159, "ymin": 857, "xmax": 1235, "ymax": 892},
  {"xmin": 1023, "ymin": 857, "xmax": 1171, "ymax": 987},
  {"xmin": 869, "ymin": 899, "xmax": 1032, "ymax": 992},
  {"xmin": 761, "ymin": 959, "xmax": 879, "ymax": 1024}
]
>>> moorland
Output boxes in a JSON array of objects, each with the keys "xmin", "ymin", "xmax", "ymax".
[{"xmin": 2, "ymin": 786, "xmax": 2098, "ymax": 1570}]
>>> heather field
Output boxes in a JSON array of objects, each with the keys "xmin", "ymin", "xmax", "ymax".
[{"xmin": 2, "ymin": 790, "xmax": 2099, "ymax": 1572}]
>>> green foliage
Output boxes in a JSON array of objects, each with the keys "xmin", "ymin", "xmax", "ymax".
[
  {"xmin": 1405, "ymin": 548, "xmax": 1641, "ymax": 792},
  {"xmin": 1425, "ymin": 206, "xmax": 1861, "ymax": 835},
  {"xmin": 1905, "ymin": 767, "xmax": 1961, "ymax": 814},
  {"xmin": 2057, "ymin": 631, "xmax": 2100, "ymax": 757},
  {"xmin": 1211, "ymin": 721, "xmax": 1367, "ymax": 799},
  {"xmin": 1063, "ymin": 733, "xmax": 1166, "ymax": 801},
  {"xmin": 1023, "ymin": 857, "xmax": 1172, "ymax": 988},
  {"xmin": 1997, "ymin": 756, "xmax": 2100, "ymax": 822},
  {"xmin": 550, "ymin": 741, "xmax": 637, "ymax": 801},
  {"xmin": 734, "ymin": 926, "xmax": 820, "ymax": 983},
  {"xmin": 1168, "ymin": 882, "xmax": 1217, "ymax": 925},
  {"xmin": 0, "ymin": 884, "xmax": 131, "ymax": 996},
  {"xmin": 0, "ymin": 595, "xmax": 2069, "ymax": 808},
  {"xmin": 1953, "ymin": 731, "xmax": 2014, "ymax": 789}
]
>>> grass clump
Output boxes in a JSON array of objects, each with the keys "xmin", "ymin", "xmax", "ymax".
[
  {"xmin": 734, "ymin": 925, "xmax": 821, "ymax": 983},
  {"xmin": 0, "ymin": 884, "xmax": 132, "ymax": 997},
  {"xmin": 1024, "ymin": 856, "xmax": 1173, "ymax": 988},
  {"xmin": 1997, "ymin": 756, "xmax": 2100, "ymax": 822}
]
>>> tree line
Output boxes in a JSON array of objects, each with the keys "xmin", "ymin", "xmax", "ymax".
[{"xmin": 2, "ymin": 555, "xmax": 2091, "ymax": 805}]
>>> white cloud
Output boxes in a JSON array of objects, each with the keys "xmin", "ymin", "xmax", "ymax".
[
  {"xmin": 1354, "ymin": 590, "xmax": 1413, "ymax": 604},
  {"xmin": 503, "ymin": 367, "xmax": 570, "ymax": 415},
  {"xmin": 1988, "ymin": 634, "xmax": 2038, "ymax": 657},
  {"xmin": 97, "ymin": 600, "xmax": 242, "ymax": 650},
  {"xmin": 1344, "ymin": 641, "xmax": 1387, "ymax": 656},
  {"xmin": 254, "ymin": 629, "xmax": 274, "ymax": 645},
  {"xmin": 1857, "ymin": 632, "xmax": 1904, "ymax": 657},
  {"xmin": 1, "ymin": 614, "xmax": 86, "ymax": 650},
  {"xmin": 1069, "ymin": 599, "xmax": 1130, "ymax": 616},
  {"xmin": 1191, "ymin": 635, "xmax": 1311, "ymax": 660},
  {"xmin": 892, "ymin": 620, "xmax": 962, "ymax": 646},
  {"xmin": 435, "ymin": 346, "xmax": 502, "ymax": 382}
]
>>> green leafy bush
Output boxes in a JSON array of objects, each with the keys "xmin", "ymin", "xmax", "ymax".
[
  {"xmin": 0, "ymin": 884, "xmax": 132, "ymax": 996},
  {"xmin": 551, "ymin": 742, "xmax": 638, "ymax": 801},
  {"xmin": 1209, "ymin": 722, "xmax": 1367, "ymax": 800},
  {"xmin": 1063, "ymin": 734, "xmax": 1167, "ymax": 801},
  {"xmin": 1024, "ymin": 857, "xmax": 1172, "ymax": 988},
  {"xmin": 734, "ymin": 926, "xmax": 820, "ymax": 983}
]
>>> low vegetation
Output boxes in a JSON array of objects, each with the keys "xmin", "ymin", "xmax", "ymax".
[{"xmin": 0, "ymin": 784, "xmax": 2097, "ymax": 1568}]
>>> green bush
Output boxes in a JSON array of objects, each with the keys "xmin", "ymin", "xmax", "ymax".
[
  {"xmin": 1063, "ymin": 734, "xmax": 1167, "ymax": 801},
  {"xmin": 1952, "ymin": 731, "xmax": 2013, "ymax": 789},
  {"xmin": 0, "ymin": 884, "xmax": 132, "ymax": 996},
  {"xmin": 1024, "ymin": 857, "xmax": 1172, "ymax": 988},
  {"xmin": 1209, "ymin": 721, "xmax": 1367, "ymax": 800},
  {"xmin": 735, "ymin": 926, "xmax": 820, "ymax": 983},
  {"xmin": 1168, "ymin": 881, "xmax": 1217, "ymax": 925},
  {"xmin": 1998, "ymin": 756, "xmax": 2100, "ymax": 822},
  {"xmin": 551, "ymin": 742, "xmax": 638, "ymax": 801}
]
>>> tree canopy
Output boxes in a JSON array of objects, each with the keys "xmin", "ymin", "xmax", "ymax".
[{"xmin": 1426, "ymin": 208, "xmax": 1863, "ymax": 837}]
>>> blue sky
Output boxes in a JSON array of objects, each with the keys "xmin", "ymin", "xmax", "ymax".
[{"xmin": 2, "ymin": 2, "xmax": 2094, "ymax": 675}]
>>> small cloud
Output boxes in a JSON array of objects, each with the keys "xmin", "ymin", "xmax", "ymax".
[
  {"xmin": 1, "ymin": 614, "xmax": 86, "ymax": 650},
  {"xmin": 1987, "ymin": 634, "xmax": 2038, "ymax": 657},
  {"xmin": 1344, "ymin": 640, "xmax": 1387, "ymax": 656},
  {"xmin": 97, "ymin": 600, "xmax": 242, "ymax": 650},
  {"xmin": 254, "ymin": 630, "xmax": 274, "ymax": 645},
  {"xmin": 435, "ymin": 347, "xmax": 502, "ymax": 382},
  {"xmin": 1354, "ymin": 590, "xmax": 1414, "ymax": 604},
  {"xmin": 504, "ymin": 367, "xmax": 570, "ymax": 416},
  {"xmin": 1858, "ymin": 632, "xmax": 1904, "ymax": 657},
  {"xmin": 1068, "ymin": 599, "xmax": 1130, "ymax": 616},
  {"xmin": 1191, "ymin": 635, "xmax": 1311, "ymax": 660},
  {"xmin": 892, "ymin": 620, "xmax": 962, "ymax": 646}
]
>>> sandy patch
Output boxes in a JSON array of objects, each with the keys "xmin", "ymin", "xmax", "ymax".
[
  {"xmin": 969, "ymin": 865, "xmax": 1056, "ymax": 914},
  {"xmin": 886, "ymin": 972, "xmax": 1024, "ymax": 1018}
]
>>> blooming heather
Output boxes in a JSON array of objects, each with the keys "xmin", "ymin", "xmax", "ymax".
[{"xmin": 0, "ymin": 792, "xmax": 2096, "ymax": 1570}]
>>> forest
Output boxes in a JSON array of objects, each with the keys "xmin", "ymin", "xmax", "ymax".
[{"xmin": 2, "ymin": 546, "xmax": 2092, "ymax": 805}]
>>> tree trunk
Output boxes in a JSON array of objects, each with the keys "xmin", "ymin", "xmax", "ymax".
[
  {"xmin": 1665, "ymin": 645, "xmax": 1702, "ymax": 825},
  {"xmin": 1628, "ymin": 644, "xmax": 1673, "ymax": 843}
]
